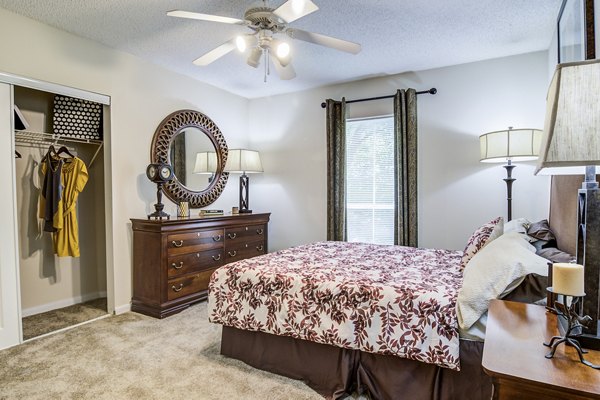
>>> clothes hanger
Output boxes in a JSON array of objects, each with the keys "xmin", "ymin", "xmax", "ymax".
[
  {"xmin": 56, "ymin": 146, "xmax": 75, "ymax": 159},
  {"xmin": 14, "ymin": 150, "xmax": 21, "ymax": 159}
]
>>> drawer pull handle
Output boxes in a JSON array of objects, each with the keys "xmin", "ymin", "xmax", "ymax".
[
  {"xmin": 256, "ymin": 245, "xmax": 264, "ymax": 251},
  {"xmin": 212, "ymin": 254, "xmax": 221, "ymax": 261},
  {"xmin": 256, "ymin": 228, "xmax": 264, "ymax": 235},
  {"xmin": 172, "ymin": 262, "xmax": 184, "ymax": 270},
  {"xmin": 228, "ymin": 251, "xmax": 237, "ymax": 257},
  {"xmin": 172, "ymin": 240, "xmax": 184, "ymax": 248},
  {"xmin": 171, "ymin": 284, "xmax": 184, "ymax": 292},
  {"xmin": 228, "ymin": 233, "xmax": 237, "ymax": 239},
  {"xmin": 213, "ymin": 235, "xmax": 222, "ymax": 242}
]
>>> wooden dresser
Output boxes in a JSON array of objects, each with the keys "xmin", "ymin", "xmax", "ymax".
[
  {"xmin": 130, "ymin": 212, "xmax": 270, "ymax": 318},
  {"xmin": 483, "ymin": 300, "xmax": 600, "ymax": 400}
]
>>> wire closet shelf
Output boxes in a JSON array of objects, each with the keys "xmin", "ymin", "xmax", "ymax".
[{"xmin": 14, "ymin": 129, "xmax": 104, "ymax": 167}]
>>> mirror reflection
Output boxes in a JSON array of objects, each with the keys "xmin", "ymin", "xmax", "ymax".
[{"xmin": 169, "ymin": 127, "xmax": 217, "ymax": 192}]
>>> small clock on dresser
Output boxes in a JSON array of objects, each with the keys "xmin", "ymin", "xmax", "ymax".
[{"xmin": 146, "ymin": 163, "xmax": 174, "ymax": 220}]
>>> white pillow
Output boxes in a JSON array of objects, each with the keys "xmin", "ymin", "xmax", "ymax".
[
  {"xmin": 456, "ymin": 231, "xmax": 548, "ymax": 330},
  {"xmin": 503, "ymin": 218, "xmax": 531, "ymax": 234}
]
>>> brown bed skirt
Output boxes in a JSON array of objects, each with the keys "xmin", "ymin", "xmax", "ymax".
[{"xmin": 221, "ymin": 326, "xmax": 492, "ymax": 400}]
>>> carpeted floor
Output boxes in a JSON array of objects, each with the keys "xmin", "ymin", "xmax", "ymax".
[
  {"xmin": 0, "ymin": 302, "xmax": 336, "ymax": 400},
  {"xmin": 22, "ymin": 298, "xmax": 108, "ymax": 340}
]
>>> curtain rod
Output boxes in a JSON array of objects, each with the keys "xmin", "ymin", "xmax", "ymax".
[{"xmin": 320, "ymin": 88, "xmax": 437, "ymax": 108}]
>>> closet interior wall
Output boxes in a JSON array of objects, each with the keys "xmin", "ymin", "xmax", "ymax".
[{"xmin": 14, "ymin": 86, "xmax": 106, "ymax": 317}]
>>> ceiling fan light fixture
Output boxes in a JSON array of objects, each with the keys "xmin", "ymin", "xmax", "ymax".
[
  {"xmin": 247, "ymin": 47, "xmax": 262, "ymax": 68},
  {"xmin": 235, "ymin": 36, "xmax": 247, "ymax": 52},
  {"xmin": 276, "ymin": 42, "xmax": 290, "ymax": 59}
]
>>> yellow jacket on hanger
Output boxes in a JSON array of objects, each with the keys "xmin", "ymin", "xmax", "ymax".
[{"xmin": 39, "ymin": 156, "xmax": 88, "ymax": 257}]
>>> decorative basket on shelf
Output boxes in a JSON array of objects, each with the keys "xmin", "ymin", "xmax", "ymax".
[{"xmin": 53, "ymin": 95, "xmax": 103, "ymax": 140}]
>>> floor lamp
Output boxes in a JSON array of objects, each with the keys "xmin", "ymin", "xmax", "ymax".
[
  {"xmin": 224, "ymin": 149, "xmax": 263, "ymax": 213},
  {"xmin": 535, "ymin": 59, "xmax": 600, "ymax": 349},
  {"xmin": 479, "ymin": 127, "xmax": 542, "ymax": 221}
]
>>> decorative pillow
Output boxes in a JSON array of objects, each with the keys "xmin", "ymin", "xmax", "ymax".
[
  {"xmin": 460, "ymin": 217, "xmax": 503, "ymax": 270},
  {"xmin": 536, "ymin": 247, "xmax": 576, "ymax": 263},
  {"xmin": 527, "ymin": 219, "xmax": 556, "ymax": 242},
  {"xmin": 456, "ymin": 231, "xmax": 548, "ymax": 330}
]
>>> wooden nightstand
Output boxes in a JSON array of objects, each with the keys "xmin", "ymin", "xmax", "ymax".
[{"xmin": 483, "ymin": 300, "xmax": 600, "ymax": 400}]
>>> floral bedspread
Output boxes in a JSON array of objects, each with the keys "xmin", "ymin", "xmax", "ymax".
[{"xmin": 208, "ymin": 241, "xmax": 464, "ymax": 370}]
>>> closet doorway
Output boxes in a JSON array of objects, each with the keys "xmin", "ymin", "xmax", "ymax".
[{"xmin": 0, "ymin": 73, "xmax": 113, "ymax": 346}]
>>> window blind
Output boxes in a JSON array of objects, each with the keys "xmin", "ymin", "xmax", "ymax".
[{"xmin": 346, "ymin": 116, "xmax": 394, "ymax": 245}]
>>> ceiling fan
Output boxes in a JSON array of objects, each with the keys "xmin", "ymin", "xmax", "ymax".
[{"xmin": 167, "ymin": 0, "xmax": 361, "ymax": 81}]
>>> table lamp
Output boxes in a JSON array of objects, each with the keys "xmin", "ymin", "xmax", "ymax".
[
  {"xmin": 536, "ymin": 59, "xmax": 600, "ymax": 349},
  {"xmin": 479, "ymin": 127, "xmax": 542, "ymax": 221},
  {"xmin": 224, "ymin": 149, "xmax": 263, "ymax": 213}
]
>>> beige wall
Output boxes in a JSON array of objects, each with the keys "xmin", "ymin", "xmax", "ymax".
[
  {"xmin": 247, "ymin": 52, "xmax": 552, "ymax": 251},
  {"xmin": 0, "ymin": 7, "xmax": 249, "ymax": 312}
]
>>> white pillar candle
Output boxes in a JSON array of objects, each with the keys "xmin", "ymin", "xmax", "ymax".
[{"xmin": 552, "ymin": 263, "xmax": 585, "ymax": 296}]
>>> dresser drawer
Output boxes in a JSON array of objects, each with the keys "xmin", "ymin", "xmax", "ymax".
[
  {"xmin": 167, "ymin": 248, "xmax": 224, "ymax": 278},
  {"xmin": 225, "ymin": 224, "xmax": 266, "ymax": 242},
  {"xmin": 167, "ymin": 269, "xmax": 216, "ymax": 301},
  {"xmin": 167, "ymin": 229, "xmax": 224, "ymax": 256},
  {"xmin": 225, "ymin": 240, "xmax": 266, "ymax": 263}
]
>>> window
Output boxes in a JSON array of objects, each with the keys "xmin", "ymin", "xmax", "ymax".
[{"xmin": 346, "ymin": 116, "xmax": 394, "ymax": 245}]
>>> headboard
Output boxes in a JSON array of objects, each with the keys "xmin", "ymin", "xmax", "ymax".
[
  {"xmin": 549, "ymin": 175, "xmax": 600, "ymax": 256},
  {"xmin": 548, "ymin": 176, "xmax": 582, "ymax": 256}
]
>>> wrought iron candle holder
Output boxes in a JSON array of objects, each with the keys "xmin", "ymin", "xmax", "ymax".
[{"xmin": 543, "ymin": 288, "xmax": 600, "ymax": 369}]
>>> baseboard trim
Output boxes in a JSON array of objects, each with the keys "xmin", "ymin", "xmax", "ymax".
[
  {"xmin": 21, "ymin": 291, "xmax": 107, "ymax": 318},
  {"xmin": 114, "ymin": 303, "xmax": 131, "ymax": 315}
]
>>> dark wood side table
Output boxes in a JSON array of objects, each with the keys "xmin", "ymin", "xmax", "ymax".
[{"xmin": 483, "ymin": 300, "xmax": 600, "ymax": 400}]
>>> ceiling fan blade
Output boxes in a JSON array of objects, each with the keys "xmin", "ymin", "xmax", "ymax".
[
  {"xmin": 167, "ymin": 10, "xmax": 245, "ymax": 25},
  {"xmin": 272, "ymin": 58, "xmax": 296, "ymax": 80},
  {"xmin": 287, "ymin": 28, "xmax": 361, "ymax": 54},
  {"xmin": 193, "ymin": 40, "xmax": 236, "ymax": 66},
  {"xmin": 273, "ymin": 0, "xmax": 318, "ymax": 23}
]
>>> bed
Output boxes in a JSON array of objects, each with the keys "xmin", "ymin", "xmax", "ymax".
[{"xmin": 207, "ymin": 176, "xmax": 579, "ymax": 400}]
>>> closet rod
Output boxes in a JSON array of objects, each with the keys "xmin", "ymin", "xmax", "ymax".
[
  {"xmin": 14, "ymin": 130, "xmax": 103, "ymax": 168},
  {"xmin": 320, "ymin": 88, "xmax": 437, "ymax": 108}
]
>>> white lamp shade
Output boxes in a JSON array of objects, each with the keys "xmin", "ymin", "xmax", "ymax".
[
  {"xmin": 479, "ymin": 128, "xmax": 542, "ymax": 163},
  {"xmin": 224, "ymin": 149, "xmax": 263, "ymax": 173},
  {"xmin": 193, "ymin": 152, "xmax": 218, "ymax": 174},
  {"xmin": 536, "ymin": 59, "xmax": 600, "ymax": 175}
]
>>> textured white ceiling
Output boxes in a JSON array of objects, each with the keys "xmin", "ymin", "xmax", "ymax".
[{"xmin": 0, "ymin": 0, "xmax": 562, "ymax": 99}]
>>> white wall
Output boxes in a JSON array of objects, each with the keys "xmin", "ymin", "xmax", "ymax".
[
  {"xmin": 0, "ymin": 7, "xmax": 249, "ymax": 312},
  {"xmin": 247, "ymin": 52, "xmax": 551, "ymax": 251}
]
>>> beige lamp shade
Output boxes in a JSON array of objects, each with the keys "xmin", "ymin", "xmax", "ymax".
[
  {"xmin": 193, "ymin": 152, "xmax": 218, "ymax": 174},
  {"xmin": 479, "ymin": 128, "xmax": 542, "ymax": 163},
  {"xmin": 536, "ymin": 59, "xmax": 600, "ymax": 175},
  {"xmin": 224, "ymin": 149, "xmax": 263, "ymax": 173}
]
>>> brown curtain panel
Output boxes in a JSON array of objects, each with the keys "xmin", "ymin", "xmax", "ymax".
[
  {"xmin": 394, "ymin": 89, "xmax": 418, "ymax": 247},
  {"xmin": 326, "ymin": 98, "xmax": 347, "ymax": 241}
]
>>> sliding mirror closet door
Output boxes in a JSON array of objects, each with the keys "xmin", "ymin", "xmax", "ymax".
[{"xmin": 0, "ymin": 82, "xmax": 21, "ymax": 350}]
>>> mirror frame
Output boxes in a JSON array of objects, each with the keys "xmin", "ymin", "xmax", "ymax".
[{"xmin": 150, "ymin": 109, "xmax": 228, "ymax": 208}]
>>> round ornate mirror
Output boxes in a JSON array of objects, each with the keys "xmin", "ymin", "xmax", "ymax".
[{"xmin": 150, "ymin": 110, "xmax": 228, "ymax": 208}]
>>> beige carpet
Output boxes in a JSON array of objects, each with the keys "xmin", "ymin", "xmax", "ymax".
[
  {"xmin": 0, "ymin": 302, "xmax": 336, "ymax": 400},
  {"xmin": 22, "ymin": 298, "xmax": 108, "ymax": 340}
]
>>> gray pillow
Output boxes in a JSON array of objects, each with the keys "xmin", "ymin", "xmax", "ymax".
[
  {"xmin": 536, "ymin": 247, "xmax": 576, "ymax": 263},
  {"xmin": 527, "ymin": 219, "xmax": 556, "ymax": 242}
]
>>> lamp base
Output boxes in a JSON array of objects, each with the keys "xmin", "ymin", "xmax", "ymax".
[{"xmin": 238, "ymin": 209, "xmax": 252, "ymax": 214}]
